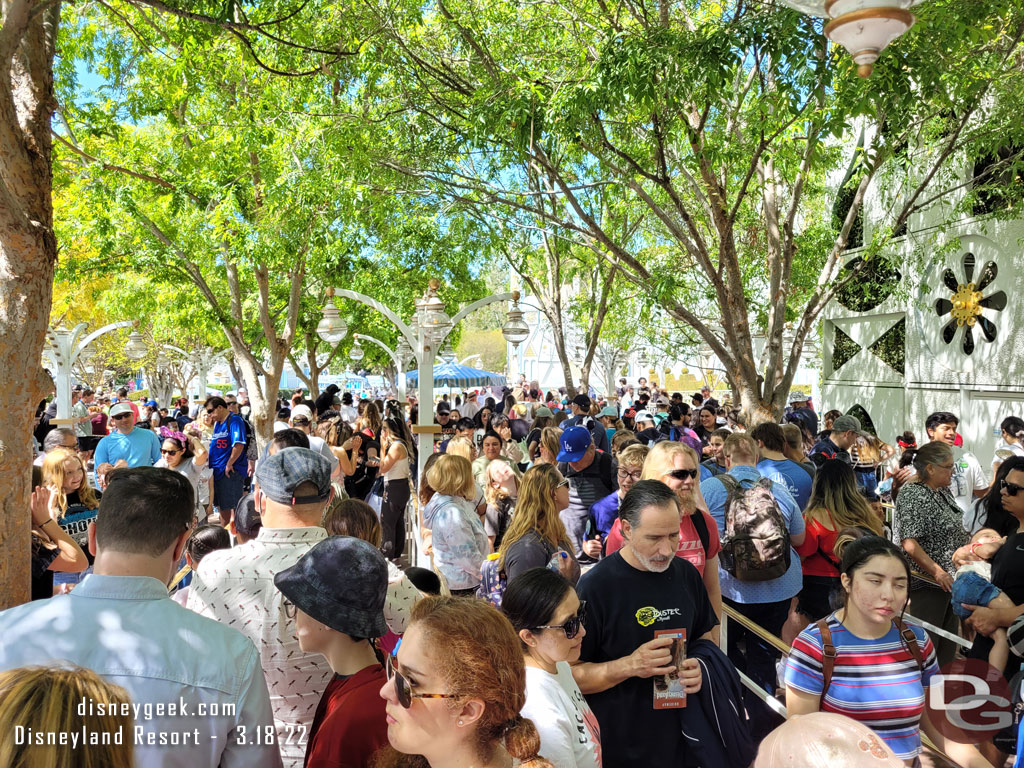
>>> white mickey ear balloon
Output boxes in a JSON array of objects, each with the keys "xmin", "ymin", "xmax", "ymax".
[{"xmin": 915, "ymin": 234, "xmax": 1008, "ymax": 374}]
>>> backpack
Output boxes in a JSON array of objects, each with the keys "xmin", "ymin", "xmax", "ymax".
[
  {"xmin": 718, "ymin": 475, "xmax": 791, "ymax": 582},
  {"xmin": 477, "ymin": 554, "xmax": 506, "ymax": 607}
]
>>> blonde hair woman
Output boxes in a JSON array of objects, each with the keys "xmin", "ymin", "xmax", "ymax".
[
  {"xmin": 607, "ymin": 441, "xmax": 723, "ymax": 632},
  {"xmin": 42, "ymin": 448, "xmax": 101, "ymax": 592},
  {"xmin": 498, "ymin": 464, "xmax": 579, "ymax": 584},
  {"xmin": 422, "ymin": 454, "xmax": 488, "ymax": 596},
  {"xmin": 533, "ymin": 427, "xmax": 562, "ymax": 466},
  {"xmin": 445, "ymin": 435, "xmax": 476, "ymax": 463},
  {"xmin": 0, "ymin": 665, "xmax": 133, "ymax": 768}
]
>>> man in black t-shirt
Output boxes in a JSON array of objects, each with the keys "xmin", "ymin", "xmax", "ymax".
[{"xmin": 573, "ymin": 481, "xmax": 717, "ymax": 766}]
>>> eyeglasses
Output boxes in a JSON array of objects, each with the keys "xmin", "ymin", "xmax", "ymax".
[
  {"xmin": 62, "ymin": 442, "xmax": 79, "ymax": 449},
  {"xmin": 617, "ymin": 469, "xmax": 643, "ymax": 481},
  {"xmin": 161, "ymin": 448, "xmax": 181, "ymax": 455},
  {"xmin": 531, "ymin": 601, "xmax": 587, "ymax": 639},
  {"xmin": 283, "ymin": 598, "xmax": 296, "ymax": 619},
  {"xmin": 668, "ymin": 468, "xmax": 699, "ymax": 480},
  {"xmin": 111, "ymin": 413, "xmax": 132, "ymax": 421},
  {"xmin": 385, "ymin": 654, "xmax": 458, "ymax": 709},
  {"xmin": 1001, "ymin": 479, "xmax": 1024, "ymax": 497}
]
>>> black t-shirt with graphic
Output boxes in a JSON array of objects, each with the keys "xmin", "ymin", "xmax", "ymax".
[
  {"xmin": 59, "ymin": 489, "xmax": 101, "ymax": 565},
  {"xmin": 576, "ymin": 551, "xmax": 717, "ymax": 766}
]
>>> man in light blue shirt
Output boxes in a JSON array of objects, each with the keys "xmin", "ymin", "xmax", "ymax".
[
  {"xmin": 94, "ymin": 401, "xmax": 161, "ymax": 487},
  {"xmin": 700, "ymin": 432, "xmax": 805, "ymax": 740},
  {"xmin": 0, "ymin": 467, "xmax": 281, "ymax": 768},
  {"xmin": 751, "ymin": 421, "xmax": 813, "ymax": 509}
]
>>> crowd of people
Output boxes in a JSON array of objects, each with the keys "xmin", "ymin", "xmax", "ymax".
[{"xmin": 7, "ymin": 376, "xmax": 1024, "ymax": 768}]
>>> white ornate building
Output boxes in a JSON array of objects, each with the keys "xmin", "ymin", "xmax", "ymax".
[{"xmin": 821, "ymin": 169, "xmax": 1023, "ymax": 471}]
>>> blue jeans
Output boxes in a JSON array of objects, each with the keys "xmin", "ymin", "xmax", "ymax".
[{"xmin": 952, "ymin": 570, "xmax": 1001, "ymax": 619}]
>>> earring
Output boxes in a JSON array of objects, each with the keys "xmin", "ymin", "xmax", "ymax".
[{"xmin": 458, "ymin": 719, "xmax": 464, "ymax": 726}]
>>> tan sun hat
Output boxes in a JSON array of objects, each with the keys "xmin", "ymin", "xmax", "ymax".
[{"xmin": 754, "ymin": 713, "xmax": 903, "ymax": 768}]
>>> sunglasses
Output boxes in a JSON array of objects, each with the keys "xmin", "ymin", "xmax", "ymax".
[
  {"xmin": 531, "ymin": 601, "xmax": 587, "ymax": 639},
  {"xmin": 205, "ymin": 408, "xmax": 216, "ymax": 414},
  {"xmin": 111, "ymin": 413, "xmax": 133, "ymax": 420},
  {"xmin": 668, "ymin": 468, "xmax": 699, "ymax": 480},
  {"xmin": 161, "ymin": 448, "xmax": 181, "ymax": 455},
  {"xmin": 283, "ymin": 598, "xmax": 296, "ymax": 619},
  {"xmin": 1001, "ymin": 479, "xmax": 1024, "ymax": 497},
  {"xmin": 556, "ymin": 477, "xmax": 569, "ymax": 489},
  {"xmin": 385, "ymin": 654, "xmax": 458, "ymax": 709}
]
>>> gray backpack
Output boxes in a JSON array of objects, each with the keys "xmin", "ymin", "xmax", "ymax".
[{"xmin": 718, "ymin": 475, "xmax": 791, "ymax": 582}]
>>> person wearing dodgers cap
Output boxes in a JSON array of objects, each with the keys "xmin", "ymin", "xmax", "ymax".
[
  {"xmin": 274, "ymin": 537, "xmax": 390, "ymax": 767},
  {"xmin": 556, "ymin": 426, "xmax": 613, "ymax": 560}
]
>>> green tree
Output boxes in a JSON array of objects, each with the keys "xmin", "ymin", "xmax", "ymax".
[{"xmin": 339, "ymin": 0, "xmax": 1024, "ymax": 422}]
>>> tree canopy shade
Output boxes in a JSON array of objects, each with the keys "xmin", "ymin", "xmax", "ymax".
[{"xmin": 337, "ymin": 0, "xmax": 1024, "ymax": 420}]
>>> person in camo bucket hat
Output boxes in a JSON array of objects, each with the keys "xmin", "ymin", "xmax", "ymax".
[{"xmin": 273, "ymin": 536, "xmax": 391, "ymax": 766}]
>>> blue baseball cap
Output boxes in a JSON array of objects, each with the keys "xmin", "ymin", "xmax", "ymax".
[{"xmin": 556, "ymin": 425, "xmax": 593, "ymax": 462}]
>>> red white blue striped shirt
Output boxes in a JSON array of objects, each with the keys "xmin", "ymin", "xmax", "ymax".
[{"xmin": 784, "ymin": 613, "xmax": 938, "ymax": 760}]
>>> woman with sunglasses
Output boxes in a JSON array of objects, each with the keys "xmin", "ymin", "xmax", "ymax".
[
  {"xmin": 155, "ymin": 426, "xmax": 210, "ymax": 524},
  {"xmin": 503, "ymin": 569, "xmax": 601, "ymax": 768},
  {"xmin": 497, "ymin": 464, "xmax": 580, "ymax": 585},
  {"xmin": 375, "ymin": 596, "xmax": 554, "ymax": 768},
  {"xmin": 605, "ymin": 441, "xmax": 722, "ymax": 630}
]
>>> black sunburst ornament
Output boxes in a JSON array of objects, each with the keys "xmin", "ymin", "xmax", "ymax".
[{"xmin": 934, "ymin": 252, "xmax": 1007, "ymax": 355}]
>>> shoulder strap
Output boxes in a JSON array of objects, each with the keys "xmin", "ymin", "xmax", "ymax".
[
  {"xmin": 817, "ymin": 618, "xmax": 837, "ymax": 706},
  {"xmin": 599, "ymin": 451, "xmax": 615, "ymax": 492},
  {"xmin": 892, "ymin": 617, "xmax": 925, "ymax": 672},
  {"xmin": 691, "ymin": 509, "xmax": 710, "ymax": 555},
  {"xmin": 719, "ymin": 474, "xmax": 739, "ymax": 492}
]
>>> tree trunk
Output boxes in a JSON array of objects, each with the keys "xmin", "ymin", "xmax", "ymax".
[
  {"xmin": 146, "ymin": 366, "xmax": 175, "ymax": 408},
  {"xmin": 0, "ymin": 0, "xmax": 61, "ymax": 609}
]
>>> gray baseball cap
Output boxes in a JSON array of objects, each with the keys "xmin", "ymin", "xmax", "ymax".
[
  {"xmin": 832, "ymin": 414, "xmax": 870, "ymax": 437},
  {"xmin": 274, "ymin": 537, "xmax": 388, "ymax": 638},
  {"xmin": 255, "ymin": 447, "xmax": 332, "ymax": 505}
]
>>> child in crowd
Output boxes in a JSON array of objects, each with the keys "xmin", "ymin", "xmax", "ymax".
[{"xmin": 953, "ymin": 528, "xmax": 1015, "ymax": 670}]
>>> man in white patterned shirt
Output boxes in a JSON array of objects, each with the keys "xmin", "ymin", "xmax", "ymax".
[{"xmin": 189, "ymin": 447, "xmax": 334, "ymax": 767}]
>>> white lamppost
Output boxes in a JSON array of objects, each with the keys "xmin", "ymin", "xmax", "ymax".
[
  {"xmin": 439, "ymin": 342, "xmax": 457, "ymax": 365},
  {"xmin": 354, "ymin": 333, "xmax": 407, "ymax": 403},
  {"xmin": 502, "ymin": 298, "xmax": 530, "ymax": 380},
  {"xmin": 44, "ymin": 321, "xmax": 140, "ymax": 421},
  {"xmin": 323, "ymin": 281, "xmax": 527, "ymax": 510},
  {"xmin": 316, "ymin": 288, "xmax": 349, "ymax": 347}
]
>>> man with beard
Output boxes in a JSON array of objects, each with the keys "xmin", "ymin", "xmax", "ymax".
[{"xmin": 572, "ymin": 481, "xmax": 716, "ymax": 766}]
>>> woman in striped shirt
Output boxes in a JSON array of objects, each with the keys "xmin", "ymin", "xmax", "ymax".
[{"xmin": 784, "ymin": 533, "xmax": 989, "ymax": 767}]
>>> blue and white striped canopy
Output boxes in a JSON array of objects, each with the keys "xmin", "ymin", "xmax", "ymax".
[{"xmin": 405, "ymin": 362, "xmax": 505, "ymax": 389}]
